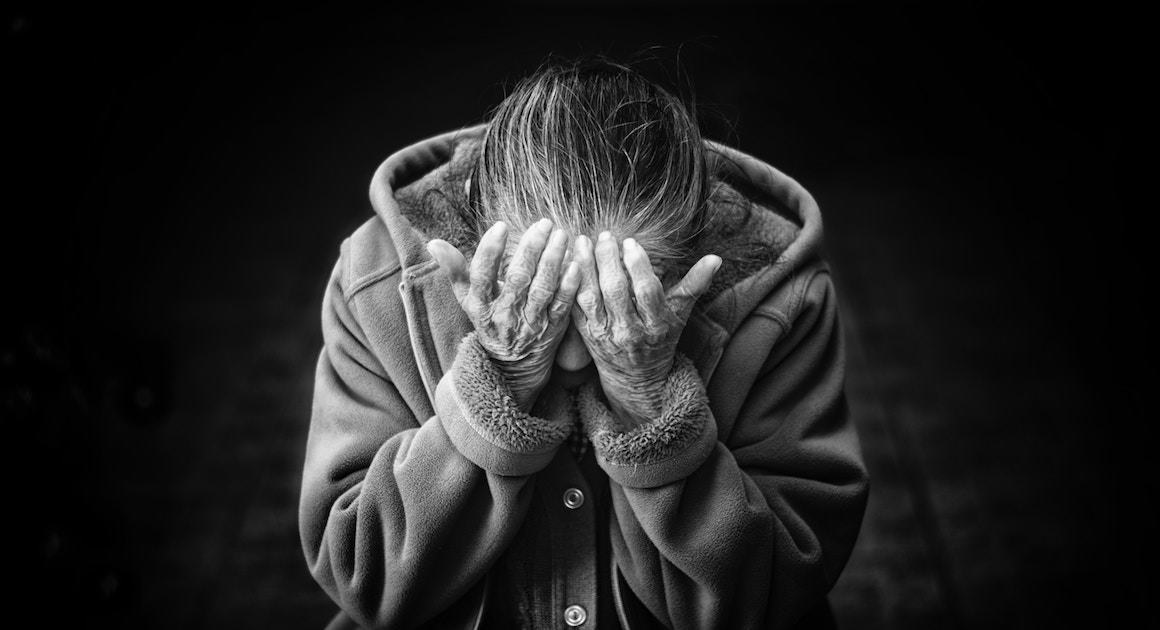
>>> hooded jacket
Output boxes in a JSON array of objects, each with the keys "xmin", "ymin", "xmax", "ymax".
[{"xmin": 299, "ymin": 125, "xmax": 869, "ymax": 630}]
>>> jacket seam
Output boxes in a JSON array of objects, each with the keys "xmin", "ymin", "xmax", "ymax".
[
  {"xmin": 758, "ymin": 265, "xmax": 827, "ymax": 329},
  {"xmin": 749, "ymin": 307, "xmax": 792, "ymax": 331},
  {"xmin": 793, "ymin": 266, "xmax": 829, "ymax": 316},
  {"xmin": 345, "ymin": 263, "xmax": 403, "ymax": 302}
]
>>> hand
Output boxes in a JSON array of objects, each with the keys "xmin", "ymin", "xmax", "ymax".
[
  {"xmin": 571, "ymin": 231, "xmax": 721, "ymax": 427},
  {"xmin": 427, "ymin": 219, "xmax": 580, "ymax": 411}
]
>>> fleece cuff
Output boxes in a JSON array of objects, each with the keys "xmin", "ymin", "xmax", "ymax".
[
  {"xmin": 436, "ymin": 333, "xmax": 571, "ymax": 476},
  {"xmin": 577, "ymin": 354, "xmax": 718, "ymax": 488}
]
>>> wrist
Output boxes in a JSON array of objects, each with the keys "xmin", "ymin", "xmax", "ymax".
[
  {"xmin": 575, "ymin": 354, "xmax": 716, "ymax": 487},
  {"xmin": 492, "ymin": 358, "xmax": 551, "ymax": 412},
  {"xmin": 603, "ymin": 394, "xmax": 657, "ymax": 428},
  {"xmin": 600, "ymin": 372, "xmax": 668, "ymax": 428}
]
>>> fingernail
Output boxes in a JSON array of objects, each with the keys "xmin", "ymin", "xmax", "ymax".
[
  {"xmin": 598, "ymin": 231, "xmax": 611, "ymax": 242},
  {"xmin": 537, "ymin": 217, "xmax": 553, "ymax": 232},
  {"xmin": 623, "ymin": 237, "xmax": 637, "ymax": 250}
]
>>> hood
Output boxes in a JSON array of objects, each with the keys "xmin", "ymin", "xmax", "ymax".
[{"xmin": 369, "ymin": 125, "xmax": 824, "ymax": 336}]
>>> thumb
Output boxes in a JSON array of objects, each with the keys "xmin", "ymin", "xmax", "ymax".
[
  {"xmin": 667, "ymin": 254, "xmax": 721, "ymax": 320},
  {"xmin": 426, "ymin": 239, "xmax": 470, "ymax": 302}
]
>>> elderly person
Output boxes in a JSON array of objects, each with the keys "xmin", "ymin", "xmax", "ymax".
[{"xmin": 299, "ymin": 56, "xmax": 869, "ymax": 630}]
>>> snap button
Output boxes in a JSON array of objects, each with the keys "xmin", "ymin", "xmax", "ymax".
[
  {"xmin": 564, "ymin": 604, "xmax": 587, "ymax": 626},
  {"xmin": 563, "ymin": 487, "xmax": 584, "ymax": 509}
]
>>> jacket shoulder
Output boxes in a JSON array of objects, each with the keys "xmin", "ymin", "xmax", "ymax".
[
  {"xmin": 752, "ymin": 258, "xmax": 833, "ymax": 326},
  {"xmin": 339, "ymin": 216, "xmax": 403, "ymax": 297}
]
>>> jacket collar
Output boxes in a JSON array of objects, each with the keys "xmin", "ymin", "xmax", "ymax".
[
  {"xmin": 368, "ymin": 127, "xmax": 485, "ymax": 402},
  {"xmin": 699, "ymin": 140, "xmax": 824, "ymax": 333}
]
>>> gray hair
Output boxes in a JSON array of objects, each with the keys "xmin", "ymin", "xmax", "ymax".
[{"xmin": 472, "ymin": 56, "xmax": 709, "ymax": 275}]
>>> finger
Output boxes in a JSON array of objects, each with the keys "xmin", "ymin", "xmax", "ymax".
[
  {"xmin": 426, "ymin": 239, "xmax": 470, "ymax": 304},
  {"xmin": 595, "ymin": 231, "xmax": 634, "ymax": 325},
  {"xmin": 666, "ymin": 254, "xmax": 722, "ymax": 321},
  {"xmin": 524, "ymin": 228, "xmax": 569, "ymax": 321},
  {"xmin": 572, "ymin": 234, "xmax": 606, "ymax": 330},
  {"xmin": 622, "ymin": 238, "xmax": 667, "ymax": 328},
  {"xmin": 548, "ymin": 261, "xmax": 580, "ymax": 328},
  {"xmin": 496, "ymin": 217, "xmax": 553, "ymax": 311},
  {"xmin": 468, "ymin": 222, "xmax": 509, "ymax": 309}
]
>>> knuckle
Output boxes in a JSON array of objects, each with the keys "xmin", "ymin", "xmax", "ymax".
[
  {"xmin": 490, "ymin": 292, "xmax": 514, "ymax": 313},
  {"xmin": 515, "ymin": 324, "xmax": 540, "ymax": 346},
  {"xmin": 534, "ymin": 262, "xmax": 561, "ymax": 286},
  {"xmin": 463, "ymin": 295, "xmax": 486, "ymax": 320},
  {"xmin": 490, "ymin": 309, "xmax": 514, "ymax": 329},
  {"xmin": 469, "ymin": 272, "xmax": 492, "ymax": 292},
  {"xmin": 575, "ymin": 291, "xmax": 593, "ymax": 307},
  {"xmin": 469, "ymin": 253, "xmax": 498, "ymax": 277},
  {"xmin": 643, "ymin": 326, "xmax": 667, "ymax": 346},
  {"xmin": 638, "ymin": 273, "xmax": 664, "ymax": 294},
  {"xmin": 549, "ymin": 299, "xmax": 571, "ymax": 320},
  {"xmin": 553, "ymin": 291, "xmax": 576, "ymax": 313},
  {"xmin": 582, "ymin": 316, "xmax": 609, "ymax": 338},
  {"xmin": 516, "ymin": 247, "xmax": 540, "ymax": 269},
  {"xmin": 612, "ymin": 326, "xmax": 636, "ymax": 348},
  {"xmin": 520, "ymin": 303, "xmax": 544, "ymax": 326},
  {"xmin": 526, "ymin": 280, "xmax": 555, "ymax": 305},
  {"xmin": 640, "ymin": 294, "xmax": 668, "ymax": 317},
  {"xmin": 601, "ymin": 274, "xmax": 629, "ymax": 297},
  {"xmin": 505, "ymin": 269, "xmax": 533, "ymax": 290},
  {"xmin": 576, "ymin": 291, "xmax": 601, "ymax": 312}
]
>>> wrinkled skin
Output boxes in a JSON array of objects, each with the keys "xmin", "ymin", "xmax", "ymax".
[
  {"xmin": 427, "ymin": 218, "xmax": 580, "ymax": 411},
  {"xmin": 571, "ymin": 232, "xmax": 721, "ymax": 428},
  {"xmin": 430, "ymin": 222, "xmax": 720, "ymax": 425}
]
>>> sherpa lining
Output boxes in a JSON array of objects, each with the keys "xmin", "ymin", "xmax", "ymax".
[
  {"xmin": 697, "ymin": 180, "xmax": 800, "ymax": 299},
  {"xmin": 576, "ymin": 354, "xmax": 709, "ymax": 466},
  {"xmin": 451, "ymin": 332, "xmax": 571, "ymax": 452},
  {"xmin": 393, "ymin": 136, "xmax": 481, "ymax": 252},
  {"xmin": 391, "ymin": 133, "xmax": 802, "ymax": 302}
]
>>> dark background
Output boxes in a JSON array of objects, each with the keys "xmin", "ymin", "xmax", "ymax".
[{"xmin": 3, "ymin": 2, "xmax": 1150, "ymax": 629}]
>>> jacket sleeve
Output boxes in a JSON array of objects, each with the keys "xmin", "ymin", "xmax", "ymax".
[
  {"xmin": 578, "ymin": 267, "xmax": 869, "ymax": 630},
  {"xmin": 299, "ymin": 250, "xmax": 571, "ymax": 629}
]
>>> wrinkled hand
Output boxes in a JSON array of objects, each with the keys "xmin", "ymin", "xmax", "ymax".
[
  {"xmin": 427, "ymin": 219, "xmax": 579, "ymax": 411},
  {"xmin": 572, "ymin": 232, "xmax": 721, "ymax": 427}
]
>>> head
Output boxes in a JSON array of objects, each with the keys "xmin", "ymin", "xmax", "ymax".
[{"xmin": 469, "ymin": 55, "xmax": 710, "ymax": 380}]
